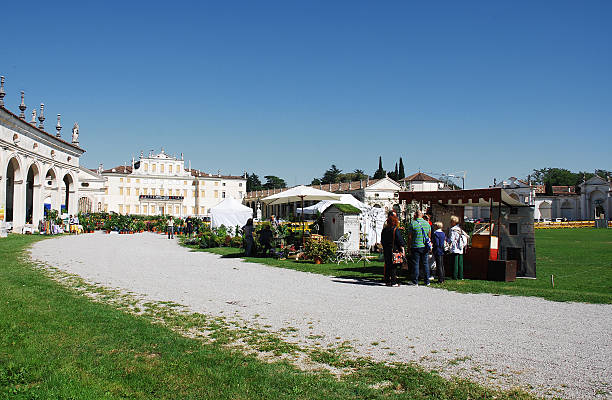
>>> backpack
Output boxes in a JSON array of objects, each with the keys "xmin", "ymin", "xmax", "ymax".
[{"xmin": 457, "ymin": 229, "xmax": 469, "ymax": 250}]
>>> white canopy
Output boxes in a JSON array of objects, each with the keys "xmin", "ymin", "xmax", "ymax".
[
  {"xmin": 261, "ymin": 185, "xmax": 341, "ymax": 205},
  {"xmin": 210, "ymin": 197, "xmax": 253, "ymax": 229},
  {"xmin": 297, "ymin": 194, "xmax": 365, "ymax": 215}
]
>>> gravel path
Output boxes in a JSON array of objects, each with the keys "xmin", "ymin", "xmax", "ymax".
[{"xmin": 30, "ymin": 232, "xmax": 611, "ymax": 399}]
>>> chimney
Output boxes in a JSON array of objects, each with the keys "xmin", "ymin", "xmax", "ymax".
[
  {"xmin": 38, "ymin": 103, "xmax": 45, "ymax": 130},
  {"xmin": 19, "ymin": 91, "xmax": 27, "ymax": 120}
]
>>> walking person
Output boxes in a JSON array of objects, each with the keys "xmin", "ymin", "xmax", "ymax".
[
  {"xmin": 381, "ymin": 213, "xmax": 405, "ymax": 287},
  {"xmin": 432, "ymin": 221, "xmax": 446, "ymax": 283},
  {"xmin": 408, "ymin": 210, "xmax": 431, "ymax": 286},
  {"xmin": 447, "ymin": 215, "xmax": 466, "ymax": 279},
  {"xmin": 167, "ymin": 216, "xmax": 174, "ymax": 239},
  {"xmin": 242, "ymin": 218, "xmax": 255, "ymax": 256}
]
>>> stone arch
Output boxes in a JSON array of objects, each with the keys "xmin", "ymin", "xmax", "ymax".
[
  {"xmin": 538, "ymin": 201, "xmax": 552, "ymax": 220},
  {"xmin": 4, "ymin": 156, "xmax": 24, "ymax": 225},
  {"xmin": 61, "ymin": 172, "xmax": 77, "ymax": 215},
  {"xmin": 25, "ymin": 161, "xmax": 43, "ymax": 224},
  {"xmin": 560, "ymin": 200, "xmax": 574, "ymax": 220},
  {"xmin": 589, "ymin": 190, "xmax": 606, "ymax": 219}
]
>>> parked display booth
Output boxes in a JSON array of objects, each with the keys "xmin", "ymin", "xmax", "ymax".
[
  {"xmin": 323, "ymin": 204, "xmax": 361, "ymax": 252},
  {"xmin": 398, "ymin": 188, "xmax": 536, "ymax": 280}
]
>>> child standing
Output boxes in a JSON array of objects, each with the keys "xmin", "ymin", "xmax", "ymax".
[{"xmin": 432, "ymin": 221, "xmax": 446, "ymax": 283}]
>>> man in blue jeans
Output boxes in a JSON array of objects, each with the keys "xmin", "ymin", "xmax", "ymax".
[{"xmin": 408, "ymin": 210, "xmax": 431, "ymax": 286}]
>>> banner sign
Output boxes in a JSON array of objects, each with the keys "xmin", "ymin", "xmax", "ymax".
[{"xmin": 139, "ymin": 195, "xmax": 184, "ymax": 201}]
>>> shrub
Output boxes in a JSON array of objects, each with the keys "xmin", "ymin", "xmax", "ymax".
[
  {"xmin": 304, "ymin": 238, "xmax": 337, "ymax": 263},
  {"xmin": 230, "ymin": 236, "xmax": 243, "ymax": 248}
]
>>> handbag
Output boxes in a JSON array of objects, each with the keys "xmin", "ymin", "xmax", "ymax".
[{"xmin": 391, "ymin": 227, "xmax": 404, "ymax": 265}]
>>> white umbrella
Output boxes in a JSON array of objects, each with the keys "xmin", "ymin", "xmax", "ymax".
[{"xmin": 261, "ymin": 185, "xmax": 341, "ymax": 247}]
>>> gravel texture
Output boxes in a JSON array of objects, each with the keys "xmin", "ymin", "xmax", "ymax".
[{"xmin": 30, "ymin": 232, "xmax": 612, "ymax": 399}]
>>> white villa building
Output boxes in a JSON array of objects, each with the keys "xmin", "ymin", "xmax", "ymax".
[
  {"xmin": 466, "ymin": 176, "xmax": 611, "ymax": 221},
  {"xmin": 77, "ymin": 150, "xmax": 247, "ymax": 217},
  {"xmin": 1, "ymin": 76, "xmax": 85, "ymax": 233}
]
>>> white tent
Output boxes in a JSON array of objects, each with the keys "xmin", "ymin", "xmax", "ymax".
[
  {"xmin": 210, "ymin": 197, "xmax": 253, "ymax": 229},
  {"xmin": 297, "ymin": 194, "xmax": 364, "ymax": 215}
]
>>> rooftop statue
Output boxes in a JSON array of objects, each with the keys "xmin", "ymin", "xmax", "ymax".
[{"xmin": 72, "ymin": 122, "xmax": 79, "ymax": 144}]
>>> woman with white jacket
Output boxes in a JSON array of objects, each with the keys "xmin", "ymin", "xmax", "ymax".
[{"xmin": 447, "ymin": 215, "xmax": 466, "ymax": 280}]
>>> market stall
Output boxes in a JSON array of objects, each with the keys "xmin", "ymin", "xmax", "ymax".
[
  {"xmin": 399, "ymin": 188, "xmax": 536, "ymax": 280},
  {"xmin": 210, "ymin": 197, "xmax": 253, "ymax": 229}
]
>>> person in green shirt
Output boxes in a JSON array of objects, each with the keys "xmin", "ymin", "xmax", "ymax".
[{"xmin": 408, "ymin": 210, "xmax": 431, "ymax": 285}]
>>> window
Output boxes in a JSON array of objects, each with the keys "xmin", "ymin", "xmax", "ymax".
[
  {"xmin": 169, "ymin": 165, "xmax": 173, "ymax": 173},
  {"xmin": 239, "ymin": 183, "xmax": 242, "ymax": 187},
  {"xmin": 151, "ymin": 188, "xmax": 156, "ymax": 195},
  {"xmin": 119, "ymin": 187, "xmax": 124, "ymax": 195},
  {"xmin": 104, "ymin": 204, "xmax": 108, "ymax": 212},
  {"xmin": 126, "ymin": 205, "xmax": 131, "ymax": 214},
  {"xmin": 118, "ymin": 204, "xmax": 123, "ymax": 213},
  {"xmin": 126, "ymin": 188, "xmax": 131, "ymax": 196},
  {"xmin": 183, "ymin": 206, "xmax": 187, "ymax": 214},
  {"xmin": 509, "ymin": 223, "xmax": 518, "ymax": 236},
  {"xmin": 136, "ymin": 188, "xmax": 140, "ymax": 195},
  {"xmin": 160, "ymin": 164, "xmax": 164, "ymax": 173},
  {"xmin": 104, "ymin": 188, "xmax": 109, "ymax": 195},
  {"xmin": 160, "ymin": 189, "xmax": 164, "ymax": 195},
  {"xmin": 201, "ymin": 190, "xmax": 205, "ymax": 197},
  {"xmin": 222, "ymin": 191, "xmax": 226, "ymax": 198},
  {"xmin": 201, "ymin": 206, "xmax": 205, "ymax": 213},
  {"xmin": 136, "ymin": 179, "xmax": 140, "ymax": 183},
  {"xmin": 192, "ymin": 207, "xmax": 196, "ymax": 214},
  {"xmin": 144, "ymin": 163, "xmax": 148, "ymax": 172},
  {"xmin": 214, "ymin": 190, "xmax": 218, "ymax": 198},
  {"xmin": 143, "ymin": 205, "xmax": 148, "ymax": 214},
  {"xmin": 222, "ymin": 182, "xmax": 226, "ymax": 186},
  {"xmin": 192, "ymin": 190, "xmax": 196, "ymax": 197},
  {"xmin": 152, "ymin": 164, "xmax": 156, "ymax": 172},
  {"xmin": 120, "ymin": 177, "xmax": 124, "ymax": 183},
  {"xmin": 127, "ymin": 178, "xmax": 131, "ymax": 183},
  {"xmin": 184, "ymin": 181, "xmax": 187, "ymax": 185},
  {"xmin": 143, "ymin": 188, "xmax": 148, "ymax": 195},
  {"xmin": 184, "ymin": 189, "xmax": 187, "ymax": 197},
  {"xmin": 175, "ymin": 205, "xmax": 180, "ymax": 214},
  {"xmin": 135, "ymin": 205, "xmax": 140, "ymax": 213},
  {"xmin": 214, "ymin": 182, "xmax": 218, "ymax": 186}
]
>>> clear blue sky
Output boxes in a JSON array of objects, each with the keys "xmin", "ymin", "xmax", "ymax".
[{"xmin": 1, "ymin": 1, "xmax": 610, "ymax": 188}]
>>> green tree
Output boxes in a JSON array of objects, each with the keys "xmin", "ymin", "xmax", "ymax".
[
  {"xmin": 373, "ymin": 156, "xmax": 385, "ymax": 179},
  {"xmin": 398, "ymin": 157, "xmax": 405, "ymax": 179},
  {"xmin": 353, "ymin": 169, "xmax": 368, "ymax": 181},
  {"xmin": 263, "ymin": 175, "xmax": 286, "ymax": 189},
  {"xmin": 321, "ymin": 165, "xmax": 342, "ymax": 184},
  {"xmin": 311, "ymin": 178, "xmax": 321, "ymax": 186},
  {"xmin": 246, "ymin": 173, "xmax": 263, "ymax": 192}
]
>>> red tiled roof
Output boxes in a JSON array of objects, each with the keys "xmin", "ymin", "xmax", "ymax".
[
  {"xmin": 102, "ymin": 165, "xmax": 133, "ymax": 174},
  {"xmin": 0, "ymin": 106, "xmax": 84, "ymax": 153},
  {"xmin": 400, "ymin": 172, "xmax": 439, "ymax": 182}
]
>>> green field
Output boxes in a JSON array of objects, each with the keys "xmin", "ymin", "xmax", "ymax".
[
  {"xmin": 0, "ymin": 234, "xmax": 533, "ymax": 399},
  {"xmin": 196, "ymin": 228, "xmax": 612, "ymax": 304}
]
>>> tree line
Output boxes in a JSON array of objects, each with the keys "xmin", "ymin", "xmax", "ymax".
[{"xmin": 246, "ymin": 156, "xmax": 406, "ymax": 192}]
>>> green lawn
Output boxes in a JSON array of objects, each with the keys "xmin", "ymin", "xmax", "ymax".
[
  {"xmin": 194, "ymin": 228, "xmax": 612, "ymax": 304},
  {"xmin": 1, "ymin": 234, "xmax": 532, "ymax": 399}
]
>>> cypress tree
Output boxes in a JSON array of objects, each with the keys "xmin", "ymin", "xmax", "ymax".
[
  {"xmin": 398, "ymin": 157, "xmax": 405, "ymax": 179},
  {"xmin": 373, "ymin": 156, "xmax": 386, "ymax": 179}
]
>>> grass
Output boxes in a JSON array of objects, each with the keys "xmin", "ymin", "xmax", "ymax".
[
  {"xmin": 1, "ymin": 234, "xmax": 534, "ymax": 399},
  {"xmin": 190, "ymin": 228, "xmax": 612, "ymax": 304}
]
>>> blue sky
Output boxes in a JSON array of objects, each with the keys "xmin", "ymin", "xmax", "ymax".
[{"xmin": 1, "ymin": 1, "xmax": 610, "ymax": 188}]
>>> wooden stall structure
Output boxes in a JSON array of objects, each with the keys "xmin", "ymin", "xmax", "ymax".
[{"xmin": 398, "ymin": 188, "xmax": 536, "ymax": 280}]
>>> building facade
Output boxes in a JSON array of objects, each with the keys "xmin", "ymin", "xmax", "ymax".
[
  {"xmin": 1, "ymin": 76, "xmax": 85, "ymax": 233},
  {"xmin": 80, "ymin": 150, "xmax": 247, "ymax": 217},
  {"xmin": 466, "ymin": 176, "xmax": 611, "ymax": 221}
]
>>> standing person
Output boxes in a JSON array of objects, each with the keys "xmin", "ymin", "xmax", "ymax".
[
  {"xmin": 381, "ymin": 213, "xmax": 405, "ymax": 287},
  {"xmin": 432, "ymin": 221, "xmax": 446, "ymax": 283},
  {"xmin": 242, "ymin": 218, "xmax": 255, "ymax": 256},
  {"xmin": 447, "ymin": 215, "xmax": 466, "ymax": 279},
  {"xmin": 186, "ymin": 217, "xmax": 193, "ymax": 237},
  {"xmin": 408, "ymin": 210, "xmax": 431, "ymax": 286},
  {"xmin": 167, "ymin": 216, "xmax": 174, "ymax": 239},
  {"xmin": 270, "ymin": 215, "xmax": 279, "ymax": 229},
  {"xmin": 258, "ymin": 224, "xmax": 274, "ymax": 257}
]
